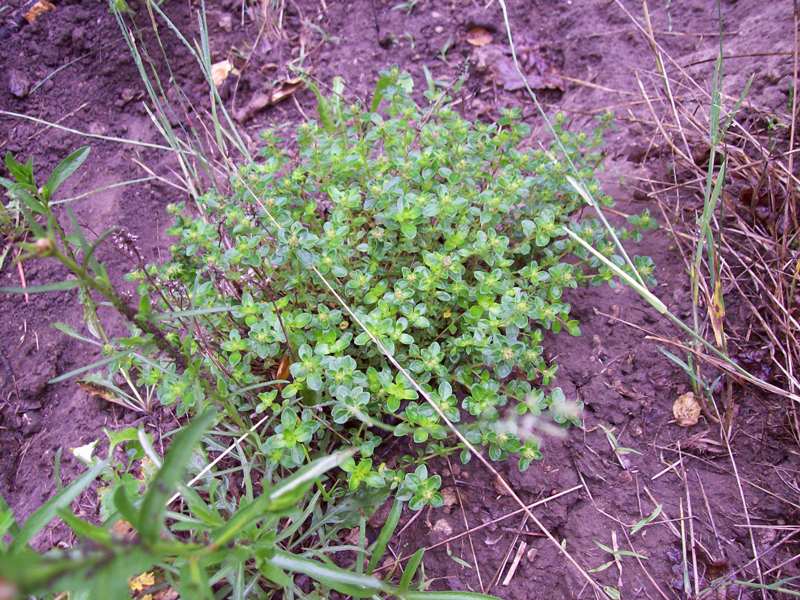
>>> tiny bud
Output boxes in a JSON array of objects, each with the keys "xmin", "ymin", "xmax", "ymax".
[{"xmin": 34, "ymin": 238, "xmax": 54, "ymax": 256}]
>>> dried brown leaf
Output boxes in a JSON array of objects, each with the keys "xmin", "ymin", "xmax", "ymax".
[{"xmin": 24, "ymin": 0, "xmax": 55, "ymax": 24}]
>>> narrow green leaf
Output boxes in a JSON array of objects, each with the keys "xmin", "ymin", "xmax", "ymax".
[
  {"xmin": 0, "ymin": 494, "xmax": 19, "ymax": 543},
  {"xmin": 56, "ymin": 509, "xmax": 113, "ymax": 546},
  {"xmin": 630, "ymin": 504, "xmax": 662, "ymax": 535},
  {"xmin": 367, "ymin": 498, "xmax": 402, "ymax": 573},
  {"xmin": 370, "ymin": 72, "xmax": 394, "ymax": 113},
  {"xmin": 177, "ymin": 484, "xmax": 224, "ymax": 528},
  {"xmin": 10, "ymin": 460, "xmax": 106, "ymax": 551},
  {"xmin": 48, "ymin": 351, "xmax": 129, "ymax": 384},
  {"xmin": 212, "ymin": 450, "xmax": 353, "ymax": 547},
  {"xmin": 138, "ymin": 409, "xmax": 217, "ymax": 545},
  {"xmin": 266, "ymin": 551, "xmax": 389, "ymax": 598},
  {"xmin": 404, "ymin": 593, "xmax": 502, "ymax": 600},
  {"xmin": 179, "ymin": 559, "xmax": 214, "ymax": 600},
  {"xmin": 154, "ymin": 305, "xmax": 237, "ymax": 321},
  {"xmin": 266, "ymin": 449, "xmax": 356, "ymax": 512},
  {"xmin": 112, "ymin": 486, "xmax": 140, "ymax": 528},
  {"xmin": 43, "ymin": 146, "xmax": 90, "ymax": 199},
  {"xmin": 0, "ymin": 280, "xmax": 80, "ymax": 295},
  {"xmin": 399, "ymin": 548, "xmax": 424, "ymax": 593},
  {"xmin": 308, "ymin": 81, "xmax": 334, "ymax": 132},
  {"xmin": 52, "ymin": 322, "xmax": 103, "ymax": 347}
]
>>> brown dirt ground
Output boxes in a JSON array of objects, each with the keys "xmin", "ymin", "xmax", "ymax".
[{"xmin": 1, "ymin": 0, "xmax": 799, "ymax": 598}]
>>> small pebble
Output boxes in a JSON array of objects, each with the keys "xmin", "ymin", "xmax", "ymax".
[{"xmin": 8, "ymin": 68, "xmax": 30, "ymax": 98}]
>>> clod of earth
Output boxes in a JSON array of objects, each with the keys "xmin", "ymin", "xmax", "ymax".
[
  {"xmin": 466, "ymin": 25, "xmax": 494, "ymax": 47},
  {"xmin": 473, "ymin": 44, "xmax": 563, "ymax": 92},
  {"xmin": 211, "ymin": 59, "xmax": 233, "ymax": 88},
  {"xmin": 7, "ymin": 68, "xmax": 30, "ymax": 98},
  {"xmin": 672, "ymin": 391, "xmax": 701, "ymax": 427}
]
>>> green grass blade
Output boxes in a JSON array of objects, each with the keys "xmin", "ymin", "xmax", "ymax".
[
  {"xmin": 52, "ymin": 322, "xmax": 103, "ymax": 347},
  {"xmin": 0, "ymin": 280, "xmax": 79, "ymax": 295},
  {"xmin": 399, "ymin": 548, "xmax": 425, "ymax": 592},
  {"xmin": 367, "ymin": 498, "xmax": 402, "ymax": 573},
  {"xmin": 48, "ymin": 351, "xmax": 129, "ymax": 384},
  {"xmin": 266, "ymin": 449, "xmax": 356, "ymax": 512}
]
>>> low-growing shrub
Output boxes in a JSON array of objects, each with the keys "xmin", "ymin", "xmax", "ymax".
[
  {"xmin": 130, "ymin": 70, "xmax": 654, "ymax": 500},
  {"xmin": 0, "ymin": 68, "xmax": 656, "ymax": 598}
]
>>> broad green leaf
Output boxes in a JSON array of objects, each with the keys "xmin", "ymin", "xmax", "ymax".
[{"xmin": 138, "ymin": 409, "xmax": 217, "ymax": 545}]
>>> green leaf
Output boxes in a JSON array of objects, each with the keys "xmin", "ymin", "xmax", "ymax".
[
  {"xmin": 0, "ymin": 280, "xmax": 80, "ymax": 295},
  {"xmin": 212, "ymin": 450, "xmax": 354, "ymax": 547},
  {"xmin": 48, "ymin": 351, "xmax": 129, "ymax": 384},
  {"xmin": 138, "ymin": 409, "xmax": 217, "ymax": 545},
  {"xmin": 604, "ymin": 586, "xmax": 621, "ymax": 600},
  {"xmin": 112, "ymin": 486, "xmax": 140, "ymax": 528},
  {"xmin": 4, "ymin": 152, "xmax": 34, "ymax": 186},
  {"xmin": 10, "ymin": 460, "xmax": 106, "ymax": 551},
  {"xmin": 0, "ymin": 494, "xmax": 19, "ymax": 543},
  {"xmin": 367, "ymin": 498, "xmax": 403, "ymax": 573},
  {"xmin": 266, "ymin": 551, "xmax": 389, "ymax": 598},
  {"xmin": 179, "ymin": 559, "xmax": 214, "ymax": 600},
  {"xmin": 87, "ymin": 549, "xmax": 153, "ymax": 600},
  {"xmin": 52, "ymin": 322, "xmax": 103, "ymax": 347},
  {"xmin": 399, "ymin": 548, "xmax": 424, "ymax": 592},
  {"xmin": 43, "ymin": 146, "xmax": 90, "ymax": 199},
  {"xmin": 370, "ymin": 71, "xmax": 394, "ymax": 113},
  {"xmin": 405, "ymin": 593, "xmax": 502, "ymax": 600},
  {"xmin": 177, "ymin": 484, "xmax": 224, "ymax": 528},
  {"xmin": 56, "ymin": 509, "xmax": 113, "ymax": 546},
  {"xmin": 266, "ymin": 449, "xmax": 356, "ymax": 512},
  {"xmin": 308, "ymin": 81, "xmax": 334, "ymax": 132}
]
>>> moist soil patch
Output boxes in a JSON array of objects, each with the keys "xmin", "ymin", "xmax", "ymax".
[{"xmin": 1, "ymin": 0, "xmax": 798, "ymax": 597}]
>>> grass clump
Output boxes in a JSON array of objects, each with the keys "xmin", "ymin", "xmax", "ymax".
[{"xmin": 134, "ymin": 70, "xmax": 652, "ymax": 491}]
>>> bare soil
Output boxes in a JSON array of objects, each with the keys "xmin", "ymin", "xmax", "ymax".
[{"xmin": 1, "ymin": 0, "xmax": 798, "ymax": 597}]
